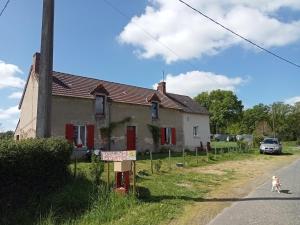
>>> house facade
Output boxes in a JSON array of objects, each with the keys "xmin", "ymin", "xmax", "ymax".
[{"xmin": 15, "ymin": 53, "xmax": 210, "ymax": 152}]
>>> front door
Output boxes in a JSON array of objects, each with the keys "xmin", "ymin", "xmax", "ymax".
[{"xmin": 127, "ymin": 126, "xmax": 136, "ymax": 150}]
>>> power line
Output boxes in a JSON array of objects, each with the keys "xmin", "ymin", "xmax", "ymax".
[
  {"xmin": 0, "ymin": 0, "xmax": 10, "ymax": 18},
  {"xmin": 102, "ymin": 0, "xmax": 202, "ymax": 72},
  {"xmin": 178, "ymin": 0, "xmax": 300, "ymax": 69}
]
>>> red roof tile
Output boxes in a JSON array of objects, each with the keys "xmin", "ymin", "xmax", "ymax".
[{"xmin": 52, "ymin": 71, "xmax": 181, "ymax": 110}]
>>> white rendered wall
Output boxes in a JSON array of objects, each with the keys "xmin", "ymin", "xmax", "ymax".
[{"xmin": 182, "ymin": 113, "xmax": 210, "ymax": 150}]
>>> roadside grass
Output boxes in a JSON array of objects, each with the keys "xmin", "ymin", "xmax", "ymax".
[
  {"xmin": 12, "ymin": 142, "xmax": 300, "ymax": 225},
  {"xmin": 211, "ymin": 141, "xmax": 238, "ymax": 148}
]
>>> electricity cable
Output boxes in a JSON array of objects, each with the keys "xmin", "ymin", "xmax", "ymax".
[
  {"xmin": 178, "ymin": 0, "xmax": 300, "ymax": 68},
  {"xmin": 0, "ymin": 0, "xmax": 10, "ymax": 18}
]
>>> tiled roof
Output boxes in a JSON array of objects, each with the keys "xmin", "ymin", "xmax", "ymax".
[
  {"xmin": 167, "ymin": 93, "xmax": 209, "ymax": 115},
  {"xmin": 50, "ymin": 71, "xmax": 208, "ymax": 115}
]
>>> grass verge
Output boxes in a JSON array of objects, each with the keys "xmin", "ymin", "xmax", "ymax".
[{"xmin": 7, "ymin": 144, "xmax": 300, "ymax": 225}]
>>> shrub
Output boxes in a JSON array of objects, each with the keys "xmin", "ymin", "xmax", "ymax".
[
  {"xmin": 0, "ymin": 138, "xmax": 72, "ymax": 210},
  {"xmin": 237, "ymin": 140, "xmax": 247, "ymax": 150},
  {"xmin": 159, "ymin": 146, "xmax": 169, "ymax": 153},
  {"xmin": 91, "ymin": 155, "xmax": 104, "ymax": 185},
  {"xmin": 253, "ymin": 135, "xmax": 264, "ymax": 147}
]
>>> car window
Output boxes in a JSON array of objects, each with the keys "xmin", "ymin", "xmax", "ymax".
[{"xmin": 263, "ymin": 139, "xmax": 278, "ymax": 144}]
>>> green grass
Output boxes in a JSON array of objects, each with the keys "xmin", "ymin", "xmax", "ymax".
[
  {"xmin": 211, "ymin": 141, "xmax": 238, "ymax": 148},
  {"xmin": 8, "ymin": 143, "xmax": 300, "ymax": 225}
]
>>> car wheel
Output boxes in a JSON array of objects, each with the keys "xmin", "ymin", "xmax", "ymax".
[{"xmin": 260, "ymin": 150, "xmax": 263, "ymax": 154}]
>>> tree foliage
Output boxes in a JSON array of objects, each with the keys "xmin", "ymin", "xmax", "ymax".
[
  {"xmin": 195, "ymin": 90, "xmax": 243, "ymax": 133},
  {"xmin": 195, "ymin": 90, "xmax": 300, "ymax": 142},
  {"xmin": 0, "ymin": 130, "xmax": 14, "ymax": 140}
]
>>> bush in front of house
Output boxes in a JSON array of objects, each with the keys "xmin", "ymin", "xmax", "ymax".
[{"xmin": 0, "ymin": 138, "xmax": 72, "ymax": 210}]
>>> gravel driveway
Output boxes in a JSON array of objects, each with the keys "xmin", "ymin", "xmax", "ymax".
[{"xmin": 208, "ymin": 158, "xmax": 300, "ymax": 225}]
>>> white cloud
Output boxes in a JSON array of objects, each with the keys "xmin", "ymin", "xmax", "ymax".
[
  {"xmin": 0, "ymin": 60, "xmax": 25, "ymax": 89},
  {"xmin": 119, "ymin": 0, "xmax": 300, "ymax": 63},
  {"xmin": 8, "ymin": 91, "xmax": 23, "ymax": 99},
  {"xmin": 153, "ymin": 71, "xmax": 246, "ymax": 97},
  {"xmin": 285, "ymin": 96, "xmax": 300, "ymax": 105},
  {"xmin": 0, "ymin": 105, "xmax": 20, "ymax": 131},
  {"xmin": 0, "ymin": 105, "xmax": 20, "ymax": 120}
]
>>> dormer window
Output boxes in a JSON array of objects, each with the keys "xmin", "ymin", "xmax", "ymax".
[
  {"xmin": 147, "ymin": 92, "xmax": 161, "ymax": 120},
  {"xmin": 95, "ymin": 95, "xmax": 105, "ymax": 116},
  {"xmin": 151, "ymin": 102, "xmax": 159, "ymax": 119},
  {"xmin": 90, "ymin": 83, "xmax": 109, "ymax": 118}
]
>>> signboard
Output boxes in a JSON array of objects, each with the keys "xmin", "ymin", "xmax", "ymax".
[{"xmin": 101, "ymin": 150, "xmax": 136, "ymax": 161}]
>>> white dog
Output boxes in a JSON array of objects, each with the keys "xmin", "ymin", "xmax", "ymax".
[{"xmin": 271, "ymin": 176, "xmax": 281, "ymax": 193}]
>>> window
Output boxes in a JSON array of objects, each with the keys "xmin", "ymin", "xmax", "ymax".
[
  {"xmin": 193, "ymin": 126, "xmax": 199, "ymax": 137},
  {"xmin": 151, "ymin": 102, "xmax": 159, "ymax": 119},
  {"xmin": 161, "ymin": 127, "xmax": 176, "ymax": 145},
  {"xmin": 95, "ymin": 95, "xmax": 105, "ymax": 115},
  {"xmin": 165, "ymin": 127, "xmax": 172, "ymax": 144},
  {"xmin": 74, "ymin": 125, "xmax": 86, "ymax": 147}
]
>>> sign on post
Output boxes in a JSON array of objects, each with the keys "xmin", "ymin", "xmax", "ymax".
[{"xmin": 101, "ymin": 150, "xmax": 136, "ymax": 161}]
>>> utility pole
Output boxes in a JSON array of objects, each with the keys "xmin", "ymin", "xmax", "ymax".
[{"xmin": 36, "ymin": 0, "xmax": 54, "ymax": 138}]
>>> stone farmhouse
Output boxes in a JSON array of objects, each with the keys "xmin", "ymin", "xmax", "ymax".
[{"xmin": 15, "ymin": 53, "xmax": 210, "ymax": 152}]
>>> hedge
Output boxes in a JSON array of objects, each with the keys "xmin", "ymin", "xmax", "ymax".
[{"xmin": 0, "ymin": 138, "xmax": 72, "ymax": 210}]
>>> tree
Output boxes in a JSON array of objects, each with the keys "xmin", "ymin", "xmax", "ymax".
[
  {"xmin": 270, "ymin": 102, "xmax": 293, "ymax": 140},
  {"xmin": 285, "ymin": 105, "xmax": 300, "ymax": 141},
  {"xmin": 241, "ymin": 104, "xmax": 270, "ymax": 134},
  {"xmin": 0, "ymin": 131, "xmax": 14, "ymax": 140},
  {"xmin": 195, "ymin": 90, "xmax": 243, "ymax": 134}
]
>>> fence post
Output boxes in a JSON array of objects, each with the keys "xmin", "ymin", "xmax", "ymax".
[
  {"xmin": 150, "ymin": 150, "xmax": 153, "ymax": 174},
  {"xmin": 214, "ymin": 146, "xmax": 217, "ymax": 160},
  {"xmin": 206, "ymin": 144, "xmax": 209, "ymax": 162},
  {"xmin": 107, "ymin": 161, "xmax": 110, "ymax": 190},
  {"xmin": 182, "ymin": 148, "xmax": 185, "ymax": 166},
  {"xmin": 74, "ymin": 154, "xmax": 77, "ymax": 178},
  {"xmin": 133, "ymin": 161, "xmax": 136, "ymax": 195},
  {"xmin": 169, "ymin": 149, "xmax": 171, "ymax": 170},
  {"xmin": 196, "ymin": 147, "xmax": 198, "ymax": 164}
]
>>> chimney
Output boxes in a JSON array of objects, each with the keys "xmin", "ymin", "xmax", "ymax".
[
  {"xmin": 157, "ymin": 81, "xmax": 166, "ymax": 94},
  {"xmin": 32, "ymin": 52, "xmax": 40, "ymax": 74}
]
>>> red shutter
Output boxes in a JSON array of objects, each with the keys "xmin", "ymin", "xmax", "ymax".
[
  {"xmin": 161, "ymin": 128, "xmax": 165, "ymax": 145},
  {"xmin": 87, "ymin": 124, "xmax": 95, "ymax": 149},
  {"xmin": 65, "ymin": 124, "xmax": 74, "ymax": 144},
  {"xmin": 171, "ymin": 128, "xmax": 176, "ymax": 145}
]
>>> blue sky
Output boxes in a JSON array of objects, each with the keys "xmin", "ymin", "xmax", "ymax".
[{"xmin": 0, "ymin": 0, "xmax": 300, "ymax": 131}]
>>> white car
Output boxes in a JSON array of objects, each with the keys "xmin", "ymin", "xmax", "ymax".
[{"xmin": 259, "ymin": 138, "xmax": 282, "ymax": 154}]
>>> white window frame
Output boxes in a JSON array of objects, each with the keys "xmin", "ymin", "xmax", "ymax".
[
  {"xmin": 164, "ymin": 127, "xmax": 172, "ymax": 145},
  {"xmin": 74, "ymin": 125, "xmax": 87, "ymax": 148},
  {"xmin": 193, "ymin": 125, "xmax": 199, "ymax": 137}
]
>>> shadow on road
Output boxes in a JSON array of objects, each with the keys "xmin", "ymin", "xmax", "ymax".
[
  {"xmin": 141, "ymin": 194, "xmax": 299, "ymax": 203},
  {"xmin": 280, "ymin": 189, "xmax": 292, "ymax": 194}
]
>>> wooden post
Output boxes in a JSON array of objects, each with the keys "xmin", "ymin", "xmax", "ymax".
[
  {"xmin": 150, "ymin": 150, "xmax": 153, "ymax": 174},
  {"xmin": 196, "ymin": 147, "xmax": 198, "ymax": 164},
  {"xmin": 206, "ymin": 146, "xmax": 209, "ymax": 162},
  {"xmin": 214, "ymin": 146, "xmax": 217, "ymax": 160},
  {"xmin": 182, "ymin": 148, "xmax": 185, "ymax": 166},
  {"xmin": 168, "ymin": 149, "xmax": 171, "ymax": 170},
  {"xmin": 74, "ymin": 154, "xmax": 77, "ymax": 178},
  {"xmin": 107, "ymin": 161, "xmax": 110, "ymax": 190},
  {"xmin": 133, "ymin": 161, "xmax": 136, "ymax": 195}
]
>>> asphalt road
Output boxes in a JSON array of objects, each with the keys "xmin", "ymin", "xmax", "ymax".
[{"xmin": 208, "ymin": 158, "xmax": 300, "ymax": 225}]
